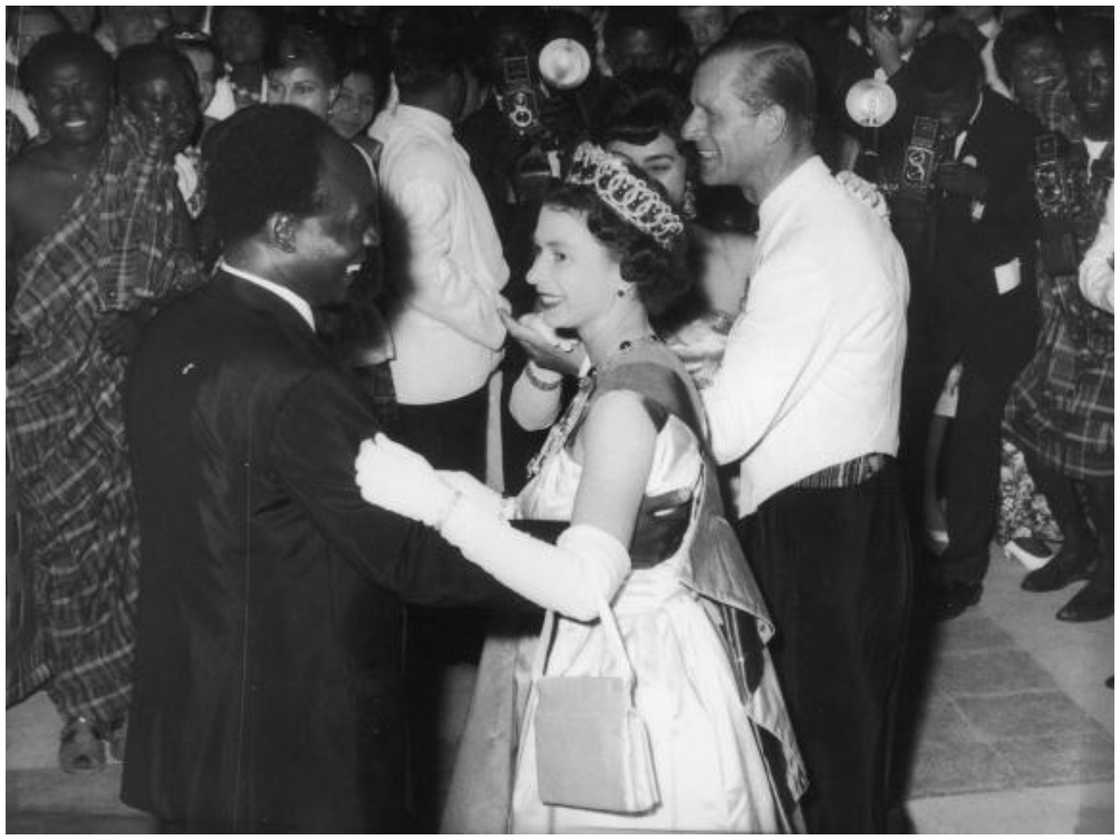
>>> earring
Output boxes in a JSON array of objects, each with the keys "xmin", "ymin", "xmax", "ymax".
[
  {"xmin": 682, "ymin": 180, "xmax": 697, "ymax": 220},
  {"xmin": 616, "ymin": 287, "xmax": 627, "ymax": 298}
]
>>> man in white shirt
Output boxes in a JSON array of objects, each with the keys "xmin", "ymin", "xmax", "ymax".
[
  {"xmin": 373, "ymin": 13, "xmax": 510, "ymax": 482},
  {"xmin": 682, "ymin": 37, "xmax": 912, "ymax": 834},
  {"xmin": 371, "ymin": 12, "xmax": 511, "ymax": 829}
]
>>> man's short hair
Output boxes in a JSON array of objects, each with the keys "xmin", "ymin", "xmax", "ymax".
[
  {"xmin": 908, "ymin": 34, "xmax": 984, "ymax": 97},
  {"xmin": 705, "ymin": 37, "xmax": 817, "ymax": 142},
  {"xmin": 1060, "ymin": 13, "xmax": 1114, "ymax": 66},
  {"xmin": 116, "ymin": 42, "xmax": 198, "ymax": 97},
  {"xmin": 18, "ymin": 31, "xmax": 112, "ymax": 94},
  {"xmin": 391, "ymin": 10, "xmax": 468, "ymax": 97},
  {"xmin": 266, "ymin": 25, "xmax": 339, "ymax": 86},
  {"xmin": 205, "ymin": 105, "xmax": 330, "ymax": 247}
]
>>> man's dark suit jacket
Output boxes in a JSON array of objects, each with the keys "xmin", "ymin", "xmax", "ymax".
[
  {"xmin": 895, "ymin": 90, "xmax": 1043, "ymax": 392},
  {"xmin": 121, "ymin": 269, "xmax": 511, "ymax": 832}
]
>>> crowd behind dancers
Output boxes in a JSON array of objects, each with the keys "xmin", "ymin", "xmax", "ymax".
[{"xmin": 5, "ymin": 4, "xmax": 1113, "ymax": 833}]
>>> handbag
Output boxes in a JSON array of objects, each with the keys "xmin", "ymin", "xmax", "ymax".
[{"xmin": 530, "ymin": 594, "xmax": 660, "ymax": 814}]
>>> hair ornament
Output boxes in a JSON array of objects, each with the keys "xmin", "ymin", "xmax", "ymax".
[{"xmin": 565, "ymin": 141, "xmax": 684, "ymax": 250}]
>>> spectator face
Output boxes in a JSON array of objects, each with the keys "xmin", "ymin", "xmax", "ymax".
[
  {"xmin": 682, "ymin": 52, "xmax": 766, "ymax": 189},
  {"xmin": 9, "ymin": 8, "xmax": 66, "ymax": 63},
  {"xmin": 55, "ymin": 6, "xmax": 97, "ymax": 33},
  {"xmin": 328, "ymin": 71, "xmax": 377, "ymax": 140},
  {"xmin": 267, "ymin": 64, "xmax": 336, "ymax": 121},
  {"xmin": 108, "ymin": 7, "xmax": 170, "ymax": 50},
  {"xmin": 182, "ymin": 47, "xmax": 218, "ymax": 114},
  {"xmin": 895, "ymin": 7, "xmax": 932, "ymax": 53},
  {"xmin": 606, "ymin": 132, "xmax": 689, "ymax": 207},
  {"xmin": 608, "ymin": 26, "xmax": 671, "ymax": 75},
  {"xmin": 678, "ymin": 7, "xmax": 728, "ymax": 56},
  {"xmin": 214, "ymin": 8, "xmax": 266, "ymax": 66},
  {"xmin": 124, "ymin": 66, "xmax": 201, "ymax": 154},
  {"xmin": 1068, "ymin": 45, "xmax": 1113, "ymax": 137},
  {"xmin": 919, "ymin": 80, "xmax": 981, "ymax": 143},
  {"xmin": 28, "ymin": 56, "xmax": 111, "ymax": 148},
  {"xmin": 288, "ymin": 137, "xmax": 379, "ymax": 306},
  {"xmin": 1010, "ymin": 37, "xmax": 1066, "ymax": 107},
  {"xmin": 527, "ymin": 205, "xmax": 623, "ymax": 332}
]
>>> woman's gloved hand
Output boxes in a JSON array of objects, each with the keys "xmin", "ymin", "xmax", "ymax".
[
  {"xmin": 355, "ymin": 433, "xmax": 457, "ymax": 527},
  {"xmin": 437, "ymin": 470, "xmax": 510, "ymax": 519}
]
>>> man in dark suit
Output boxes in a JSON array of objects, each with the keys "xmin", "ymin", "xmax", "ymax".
[
  {"xmin": 121, "ymin": 105, "xmax": 516, "ymax": 832},
  {"xmin": 891, "ymin": 35, "xmax": 1042, "ymax": 620}
]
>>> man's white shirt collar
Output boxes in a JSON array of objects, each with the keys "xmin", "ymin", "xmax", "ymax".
[{"xmin": 218, "ymin": 258, "xmax": 316, "ymax": 332}]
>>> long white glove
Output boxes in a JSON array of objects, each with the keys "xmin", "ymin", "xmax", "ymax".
[{"xmin": 356, "ymin": 435, "xmax": 630, "ymax": 620}]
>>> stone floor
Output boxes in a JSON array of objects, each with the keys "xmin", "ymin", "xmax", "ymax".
[{"xmin": 6, "ymin": 544, "xmax": 1113, "ymax": 833}]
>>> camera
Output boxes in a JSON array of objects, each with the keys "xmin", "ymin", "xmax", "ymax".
[
  {"xmin": 868, "ymin": 6, "xmax": 902, "ymax": 35},
  {"xmin": 898, "ymin": 116, "xmax": 942, "ymax": 201},
  {"xmin": 1032, "ymin": 132, "xmax": 1079, "ymax": 274},
  {"xmin": 499, "ymin": 55, "xmax": 541, "ymax": 137}
]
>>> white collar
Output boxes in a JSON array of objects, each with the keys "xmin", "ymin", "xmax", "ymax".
[
  {"xmin": 392, "ymin": 103, "xmax": 453, "ymax": 140},
  {"xmin": 977, "ymin": 17, "xmax": 1000, "ymax": 41},
  {"xmin": 218, "ymin": 258, "xmax": 316, "ymax": 332}
]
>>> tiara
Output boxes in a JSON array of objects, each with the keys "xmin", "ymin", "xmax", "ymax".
[{"xmin": 565, "ymin": 142, "xmax": 684, "ymax": 250}]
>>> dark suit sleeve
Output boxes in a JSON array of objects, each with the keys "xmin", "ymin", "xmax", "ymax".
[
  {"xmin": 269, "ymin": 367, "xmax": 522, "ymax": 609},
  {"xmin": 967, "ymin": 109, "xmax": 1042, "ymax": 275}
]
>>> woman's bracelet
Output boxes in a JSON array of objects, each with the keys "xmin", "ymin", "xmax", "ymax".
[{"xmin": 524, "ymin": 361, "xmax": 563, "ymax": 391}]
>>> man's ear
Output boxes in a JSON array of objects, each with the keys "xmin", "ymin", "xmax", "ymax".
[
  {"xmin": 268, "ymin": 212, "xmax": 299, "ymax": 253},
  {"xmin": 761, "ymin": 102, "xmax": 788, "ymax": 145}
]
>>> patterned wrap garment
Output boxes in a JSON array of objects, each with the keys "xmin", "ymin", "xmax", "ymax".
[
  {"xmin": 6, "ymin": 111, "xmax": 203, "ymax": 720},
  {"xmin": 1003, "ymin": 139, "xmax": 1114, "ymax": 480}
]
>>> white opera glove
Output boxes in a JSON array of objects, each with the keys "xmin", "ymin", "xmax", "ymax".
[
  {"xmin": 439, "ymin": 497, "xmax": 631, "ymax": 622},
  {"xmin": 355, "ymin": 434, "xmax": 457, "ymax": 528},
  {"xmin": 436, "ymin": 469, "xmax": 514, "ymax": 520}
]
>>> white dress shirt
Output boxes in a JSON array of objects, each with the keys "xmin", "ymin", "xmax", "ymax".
[
  {"xmin": 373, "ymin": 104, "xmax": 510, "ymax": 404},
  {"xmin": 1079, "ymin": 181, "xmax": 1115, "ymax": 313},
  {"xmin": 701, "ymin": 156, "xmax": 910, "ymax": 516},
  {"xmin": 218, "ymin": 259, "xmax": 315, "ymax": 332}
]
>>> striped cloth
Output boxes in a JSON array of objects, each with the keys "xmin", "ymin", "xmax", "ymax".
[
  {"xmin": 1003, "ymin": 142, "xmax": 1114, "ymax": 480},
  {"xmin": 6, "ymin": 111, "xmax": 202, "ymax": 726}
]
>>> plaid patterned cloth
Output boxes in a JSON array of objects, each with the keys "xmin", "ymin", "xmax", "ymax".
[
  {"xmin": 1004, "ymin": 142, "xmax": 1114, "ymax": 480},
  {"xmin": 6, "ymin": 111, "xmax": 202, "ymax": 723}
]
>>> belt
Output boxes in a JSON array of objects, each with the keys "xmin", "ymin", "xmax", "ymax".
[{"xmin": 792, "ymin": 453, "xmax": 891, "ymax": 490}]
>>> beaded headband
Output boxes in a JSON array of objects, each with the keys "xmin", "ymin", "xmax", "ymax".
[{"xmin": 565, "ymin": 141, "xmax": 685, "ymax": 250}]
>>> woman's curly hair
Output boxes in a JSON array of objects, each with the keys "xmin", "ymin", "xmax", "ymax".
[{"xmin": 543, "ymin": 160, "xmax": 699, "ymax": 323}]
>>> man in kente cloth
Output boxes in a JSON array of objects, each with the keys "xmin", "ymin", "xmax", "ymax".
[{"xmin": 6, "ymin": 31, "xmax": 202, "ymax": 771}]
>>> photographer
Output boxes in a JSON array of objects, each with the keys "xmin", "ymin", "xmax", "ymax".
[{"xmin": 891, "ymin": 34, "xmax": 1041, "ymax": 621}]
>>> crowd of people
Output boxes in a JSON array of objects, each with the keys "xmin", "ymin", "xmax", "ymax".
[{"xmin": 5, "ymin": 4, "xmax": 1113, "ymax": 834}]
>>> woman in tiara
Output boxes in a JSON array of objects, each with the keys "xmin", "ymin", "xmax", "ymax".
[{"xmin": 354, "ymin": 142, "xmax": 805, "ymax": 832}]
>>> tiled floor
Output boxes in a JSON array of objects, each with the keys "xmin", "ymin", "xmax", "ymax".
[{"xmin": 6, "ymin": 544, "xmax": 1113, "ymax": 833}]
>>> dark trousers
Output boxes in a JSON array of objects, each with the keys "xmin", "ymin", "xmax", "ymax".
[
  {"xmin": 1026, "ymin": 453, "xmax": 1114, "ymax": 590},
  {"xmin": 393, "ymin": 384, "xmax": 491, "ymax": 830},
  {"xmin": 736, "ymin": 464, "xmax": 913, "ymax": 833},
  {"xmin": 394, "ymin": 384, "xmax": 489, "ymax": 479},
  {"xmin": 900, "ymin": 284, "xmax": 1038, "ymax": 584}
]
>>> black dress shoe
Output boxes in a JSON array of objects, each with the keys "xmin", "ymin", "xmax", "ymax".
[
  {"xmin": 1021, "ymin": 549, "xmax": 1095, "ymax": 593},
  {"xmin": 928, "ymin": 581, "xmax": 983, "ymax": 622},
  {"xmin": 1057, "ymin": 581, "xmax": 1114, "ymax": 622}
]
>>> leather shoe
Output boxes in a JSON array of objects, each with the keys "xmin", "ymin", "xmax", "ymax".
[
  {"xmin": 1056, "ymin": 582, "xmax": 1114, "ymax": 622},
  {"xmin": 1021, "ymin": 549, "xmax": 1095, "ymax": 593},
  {"xmin": 928, "ymin": 581, "xmax": 983, "ymax": 622}
]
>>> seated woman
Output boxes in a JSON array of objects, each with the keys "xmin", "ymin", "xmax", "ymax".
[{"xmin": 355, "ymin": 143, "xmax": 805, "ymax": 832}]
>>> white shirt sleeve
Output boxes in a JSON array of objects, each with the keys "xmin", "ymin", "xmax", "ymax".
[
  {"xmin": 700, "ymin": 253, "xmax": 843, "ymax": 465},
  {"xmin": 1079, "ymin": 183, "xmax": 1115, "ymax": 314},
  {"xmin": 395, "ymin": 176, "xmax": 507, "ymax": 350}
]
